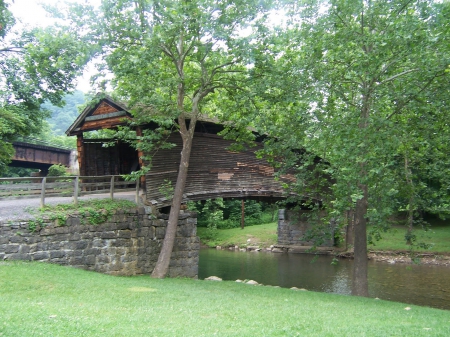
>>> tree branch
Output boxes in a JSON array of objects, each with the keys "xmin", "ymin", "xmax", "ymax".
[
  {"xmin": 386, "ymin": 72, "xmax": 443, "ymax": 120},
  {"xmin": 0, "ymin": 47, "xmax": 25, "ymax": 54},
  {"xmin": 378, "ymin": 68, "xmax": 419, "ymax": 86}
]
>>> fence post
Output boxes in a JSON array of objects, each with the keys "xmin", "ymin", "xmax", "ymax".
[
  {"xmin": 110, "ymin": 176, "xmax": 115, "ymax": 200},
  {"xmin": 73, "ymin": 176, "xmax": 79, "ymax": 206},
  {"xmin": 40, "ymin": 177, "xmax": 46, "ymax": 208},
  {"xmin": 135, "ymin": 178, "xmax": 140, "ymax": 203}
]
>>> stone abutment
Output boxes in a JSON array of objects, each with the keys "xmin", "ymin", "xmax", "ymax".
[{"xmin": 0, "ymin": 208, "xmax": 199, "ymax": 278}]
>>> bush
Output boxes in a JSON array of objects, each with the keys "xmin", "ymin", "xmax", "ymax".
[{"xmin": 47, "ymin": 164, "xmax": 67, "ymax": 177}]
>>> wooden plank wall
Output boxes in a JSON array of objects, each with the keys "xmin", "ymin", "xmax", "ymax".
[
  {"xmin": 145, "ymin": 133, "xmax": 293, "ymax": 207},
  {"xmin": 82, "ymin": 140, "xmax": 138, "ymax": 176}
]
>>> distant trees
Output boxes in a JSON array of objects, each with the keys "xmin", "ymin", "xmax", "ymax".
[{"xmin": 42, "ymin": 90, "xmax": 86, "ymax": 136}]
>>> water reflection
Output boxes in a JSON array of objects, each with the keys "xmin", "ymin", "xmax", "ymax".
[{"xmin": 199, "ymin": 248, "xmax": 450, "ymax": 310}]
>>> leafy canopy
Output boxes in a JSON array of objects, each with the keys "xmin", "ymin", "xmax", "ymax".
[{"xmin": 0, "ymin": 0, "xmax": 92, "ymax": 174}]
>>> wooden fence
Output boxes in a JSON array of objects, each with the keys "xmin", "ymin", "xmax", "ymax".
[{"xmin": 0, "ymin": 175, "xmax": 140, "ymax": 207}]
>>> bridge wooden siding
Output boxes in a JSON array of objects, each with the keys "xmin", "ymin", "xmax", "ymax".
[
  {"xmin": 145, "ymin": 133, "xmax": 294, "ymax": 208},
  {"xmin": 11, "ymin": 141, "xmax": 72, "ymax": 170}
]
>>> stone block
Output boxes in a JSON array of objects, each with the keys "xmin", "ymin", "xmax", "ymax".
[
  {"xmin": 153, "ymin": 219, "xmax": 166, "ymax": 227},
  {"xmin": 90, "ymin": 240, "xmax": 104, "ymax": 249},
  {"xmin": 66, "ymin": 217, "xmax": 81, "ymax": 227},
  {"xmin": 9, "ymin": 235, "xmax": 24, "ymax": 244},
  {"xmin": 84, "ymin": 255, "xmax": 96, "ymax": 265},
  {"xmin": 33, "ymin": 252, "xmax": 50, "ymax": 260},
  {"xmin": 4, "ymin": 245, "xmax": 19, "ymax": 254},
  {"xmin": 115, "ymin": 222, "xmax": 130, "ymax": 230},
  {"xmin": 48, "ymin": 242, "xmax": 62, "ymax": 250},
  {"xmin": 50, "ymin": 251, "xmax": 66, "ymax": 259},
  {"xmin": 141, "ymin": 219, "xmax": 152, "ymax": 227},
  {"xmin": 186, "ymin": 217, "xmax": 197, "ymax": 225},
  {"xmin": 0, "ymin": 237, "xmax": 9, "ymax": 244},
  {"xmin": 8, "ymin": 253, "xmax": 31, "ymax": 261},
  {"xmin": 68, "ymin": 233, "xmax": 81, "ymax": 241},
  {"xmin": 19, "ymin": 245, "xmax": 31, "ymax": 254},
  {"xmin": 118, "ymin": 230, "xmax": 132, "ymax": 239},
  {"xmin": 84, "ymin": 248, "xmax": 100, "ymax": 256},
  {"xmin": 97, "ymin": 255, "xmax": 111, "ymax": 264},
  {"xmin": 136, "ymin": 227, "xmax": 149, "ymax": 237},
  {"xmin": 155, "ymin": 227, "xmax": 166, "ymax": 239},
  {"xmin": 101, "ymin": 231, "xmax": 117, "ymax": 239},
  {"xmin": 81, "ymin": 232, "xmax": 94, "ymax": 240},
  {"xmin": 40, "ymin": 228, "xmax": 55, "ymax": 236},
  {"xmin": 69, "ymin": 257, "xmax": 84, "ymax": 265},
  {"xmin": 54, "ymin": 227, "xmax": 69, "ymax": 234},
  {"xmin": 110, "ymin": 238, "xmax": 127, "ymax": 248},
  {"xmin": 73, "ymin": 241, "xmax": 88, "ymax": 250}
]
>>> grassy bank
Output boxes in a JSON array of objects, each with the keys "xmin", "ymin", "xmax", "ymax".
[
  {"xmin": 0, "ymin": 262, "xmax": 448, "ymax": 336},
  {"xmin": 198, "ymin": 219, "xmax": 450, "ymax": 254},
  {"xmin": 368, "ymin": 219, "xmax": 450, "ymax": 253},
  {"xmin": 197, "ymin": 222, "xmax": 278, "ymax": 248}
]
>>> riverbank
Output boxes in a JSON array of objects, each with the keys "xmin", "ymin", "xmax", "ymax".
[
  {"xmin": 1, "ymin": 261, "xmax": 448, "ymax": 336},
  {"xmin": 197, "ymin": 222, "xmax": 450, "ymax": 266}
]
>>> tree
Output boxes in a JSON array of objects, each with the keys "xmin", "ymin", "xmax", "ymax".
[
  {"xmin": 78, "ymin": 0, "xmax": 273, "ymax": 278},
  {"xmin": 252, "ymin": 0, "xmax": 450, "ymax": 296},
  {"xmin": 0, "ymin": 0, "xmax": 91, "ymax": 175}
]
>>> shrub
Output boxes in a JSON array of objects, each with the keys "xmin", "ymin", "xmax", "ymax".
[{"xmin": 47, "ymin": 164, "xmax": 67, "ymax": 177}]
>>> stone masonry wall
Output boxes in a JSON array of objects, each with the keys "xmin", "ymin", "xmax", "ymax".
[
  {"xmin": 277, "ymin": 209, "xmax": 333, "ymax": 247},
  {"xmin": 0, "ymin": 208, "xmax": 199, "ymax": 278}
]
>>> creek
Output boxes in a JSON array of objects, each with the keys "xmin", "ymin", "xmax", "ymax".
[{"xmin": 199, "ymin": 248, "xmax": 450, "ymax": 310}]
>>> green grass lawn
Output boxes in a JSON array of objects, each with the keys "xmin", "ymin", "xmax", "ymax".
[
  {"xmin": 368, "ymin": 218, "xmax": 450, "ymax": 253},
  {"xmin": 0, "ymin": 262, "xmax": 449, "ymax": 337},
  {"xmin": 197, "ymin": 222, "xmax": 278, "ymax": 248}
]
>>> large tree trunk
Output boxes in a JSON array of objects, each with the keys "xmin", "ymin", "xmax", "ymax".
[
  {"xmin": 151, "ymin": 128, "xmax": 194, "ymax": 278},
  {"xmin": 352, "ymin": 91, "xmax": 370, "ymax": 297},
  {"xmin": 404, "ymin": 155, "xmax": 414, "ymax": 245},
  {"xmin": 351, "ymin": 184, "xmax": 369, "ymax": 296}
]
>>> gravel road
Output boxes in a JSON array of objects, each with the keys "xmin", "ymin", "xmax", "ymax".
[{"xmin": 0, "ymin": 192, "xmax": 138, "ymax": 222}]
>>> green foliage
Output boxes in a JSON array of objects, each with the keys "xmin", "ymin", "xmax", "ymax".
[
  {"xmin": 47, "ymin": 164, "xmax": 67, "ymax": 177},
  {"xmin": 27, "ymin": 218, "xmax": 44, "ymax": 233},
  {"xmin": 190, "ymin": 198, "xmax": 274, "ymax": 230},
  {"xmin": 0, "ymin": 2, "xmax": 93, "ymax": 174},
  {"xmin": 158, "ymin": 179, "xmax": 174, "ymax": 200},
  {"xmin": 249, "ymin": 0, "xmax": 450, "ymax": 242},
  {"xmin": 1, "ymin": 167, "xmax": 39, "ymax": 178},
  {"xmin": 26, "ymin": 199, "xmax": 136, "ymax": 229}
]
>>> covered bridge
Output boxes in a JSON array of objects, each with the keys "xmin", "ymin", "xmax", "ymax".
[{"xmin": 66, "ymin": 96, "xmax": 296, "ymax": 209}]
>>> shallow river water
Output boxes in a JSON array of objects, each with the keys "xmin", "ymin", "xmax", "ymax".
[{"xmin": 199, "ymin": 249, "xmax": 450, "ymax": 310}]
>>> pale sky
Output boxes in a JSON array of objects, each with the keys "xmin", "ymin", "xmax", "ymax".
[{"xmin": 9, "ymin": 0, "xmax": 101, "ymax": 93}]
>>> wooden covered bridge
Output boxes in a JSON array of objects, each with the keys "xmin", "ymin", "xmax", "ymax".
[
  {"xmin": 66, "ymin": 96, "xmax": 296, "ymax": 209},
  {"xmin": 11, "ymin": 139, "xmax": 77, "ymax": 175}
]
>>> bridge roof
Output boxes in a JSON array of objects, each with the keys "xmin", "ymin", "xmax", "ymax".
[
  {"xmin": 66, "ymin": 94, "xmax": 132, "ymax": 136},
  {"xmin": 66, "ymin": 95, "xmax": 236, "ymax": 137}
]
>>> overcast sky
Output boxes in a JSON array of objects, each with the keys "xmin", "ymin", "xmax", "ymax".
[{"xmin": 9, "ymin": 0, "xmax": 101, "ymax": 93}]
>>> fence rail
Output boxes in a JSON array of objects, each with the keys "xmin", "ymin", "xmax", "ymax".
[{"xmin": 0, "ymin": 175, "xmax": 140, "ymax": 207}]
